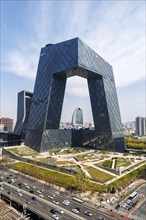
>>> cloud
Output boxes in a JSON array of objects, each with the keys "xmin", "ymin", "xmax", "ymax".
[{"xmin": 2, "ymin": 0, "xmax": 145, "ymax": 96}]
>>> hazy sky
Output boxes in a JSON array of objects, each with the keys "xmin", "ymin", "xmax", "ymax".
[{"xmin": 1, "ymin": 0, "xmax": 145, "ymax": 127}]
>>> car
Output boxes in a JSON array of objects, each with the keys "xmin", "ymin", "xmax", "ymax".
[
  {"xmin": 57, "ymin": 209, "xmax": 64, "ymax": 214},
  {"xmin": 132, "ymin": 202, "xmax": 137, "ymax": 207},
  {"xmin": 0, "ymin": 182, "xmax": 3, "ymax": 186},
  {"xmin": 39, "ymin": 194, "xmax": 44, "ymax": 198},
  {"xmin": 0, "ymin": 176, "xmax": 4, "ymax": 179},
  {"xmin": 75, "ymin": 207, "xmax": 81, "ymax": 212},
  {"xmin": 25, "ymin": 185, "xmax": 30, "ymax": 189},
  {"xmin": 32, "ymin": 186, "xmax": 36, "ymax": 189},
  {"xmin": 18, "ymin": 193, "xmax": 22, "ymax": 197},
  {"xmin": 98, "ymin": 217, "xmax": 106, "ymax": 220},
  {"xmin": 50, "ymin": 209, "xmax": 57, "ymax": 214},
  {"xmin": 6, "ymin": 176, "xmax": 10, "ymax": 179},
  {"xmin": 36, "ymin": 190, "xmax": 41, "ymax": 194},
  {"xmin": 32, "ymin": 196, "xmax": 37, "ymax": 201},
  {"xmin": 23, "ymin": 183, "xmax": 28, "ymax": 186},
  {"xmin": 127, "ymin": 200, "xmax": 132, "ymax": 205},
  {"xmin": 122, "ymin": 203, "xmax": 127, "ymax": 208},
  {"xmin": 8, "ymin": 191, "xmax": 12, "ymax": 195},
  {"xmin": 62, "ymin": 200, "xmax": 70, "ymax": 206},
  {"xmin": 72, "ymin": 208, "xmax": 79, "ymax": 213},
  {"xmin": 48, "ymin": 195, "xmax": 54, "ymax": 199},
  {"xmin": 53, "ymin": 201, "xmax": 59, "ymax": 205},
  {"xmin": 29, "ymin": 190, "xmax": 34, "ymax": 194},
  {"xmin": 55, "ymin": 191, "xmax": 60, "ymax": 195},
  {"xmin": 0, "ymin": 187, "xmax": 3, "ymax": 191},
  {"xmin": 15, "ymin": 188, "xmax": 20, "ymax": 192},
  {"xmin": 115, "ymin": 204, "xmax": 120, "ymax": 209},
  {"xmin": 84, "ymin": 211, "xmax": 92, "ymax": 216},
  {"xmin": 25, "ymin": 200, "xmax": 30, "ymax": 204},
  {"xmin": 52, "ymin": 215, "xmax": 59, "ymax": 220}
]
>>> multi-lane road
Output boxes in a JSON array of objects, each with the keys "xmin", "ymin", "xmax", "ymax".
[{"xmin": 0, "ymin": 168, "xmax": 116, "ymax": 220}]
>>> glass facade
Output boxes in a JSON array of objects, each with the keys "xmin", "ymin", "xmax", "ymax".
[
  {"xmin": 72, "ymin": 107, "xmax": 83, "ymax": 127},
  {"xmin": 14, "ymin": 91, "xmax": 33, "ymax": 139},
  {"xmin": 25, "ymin": 38, "xmax": 125, "ymax": 152}
]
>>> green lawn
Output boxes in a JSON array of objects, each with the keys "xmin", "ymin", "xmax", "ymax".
[
  {"xmin": 109, "ymin": 164, "xmax": 146, "ymax": 189},
  {"xmin": 57, "ymin": 161, "xmax": 76, "ymax": 165},
  {"xmin": 85, "ymin": 166, "xmax": 114, "ymax": 183},
  {"xmin": 116, "ymin": 158, "xmax": 131, "ymax": 168},
  {"xmin": 74, "ymin": 155, "xmax": 87, "ymax": 161},
  {"xmin": 52, "ymin": 148, "xmax": 88, "ymax": 155},
  {"xmin": 9, "ymin": 162, "xmax": 105, "ymax": 192},
  {"xmin": 8, "ymin": 147, "xmax": 38, "ymax": 156}
]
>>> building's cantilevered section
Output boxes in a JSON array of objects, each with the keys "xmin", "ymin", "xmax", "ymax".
[
  {"xmin": 25, "ymin": 38, "xmax": 125, "ymax": 152},
  {"xmin": 14, "ymin": 90, "xmax": 33, "ymax": 139}
]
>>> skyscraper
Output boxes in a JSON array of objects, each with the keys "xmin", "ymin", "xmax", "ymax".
[
  {"xmin": 14, "ymin": 90, "xmax": 33, "ymax": 139},
  {"xmin": 25, "ymin": 38, "xmax": 125, "ymax": 152},
  {"xmin": 72, "ymin": 107, "xmax": 83, "ymax": 128},
  {"xmin": 136, "ymin": 116, "xmax": 146, "ymax": 136}
]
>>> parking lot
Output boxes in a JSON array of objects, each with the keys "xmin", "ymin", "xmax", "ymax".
[{"xmin": 113, "ymin": 184, "xmax": 146, "ymax": 219}]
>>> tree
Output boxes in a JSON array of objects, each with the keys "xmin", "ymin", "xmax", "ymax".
[{"xmin": 111, "ymin": 186, "xmax": 116, "ymax": 194}]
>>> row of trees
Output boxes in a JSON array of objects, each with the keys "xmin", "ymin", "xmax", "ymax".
[{"xmin": 125, "ymin": 137, "xmax": 146, "ymax": 149}]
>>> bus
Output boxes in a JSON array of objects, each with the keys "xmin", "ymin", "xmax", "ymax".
[
  {"xmin": 128, "ymin": 191, "xmax": 138, "ymax": 201},
  {"xmin": 72, "ymin": 197, "xmax": 84, "ymax": 204}
]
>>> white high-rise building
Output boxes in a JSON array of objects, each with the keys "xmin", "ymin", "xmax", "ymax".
[{"xmin": 72, "ymin": 107, "xmax": 83, "ymax": 128}]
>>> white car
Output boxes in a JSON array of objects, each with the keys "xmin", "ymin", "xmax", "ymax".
[
  {"xmin": 0, "ymin": 187, "xmax": 3, "ymax": 191},
  {"xmin": 84, "ymin": 211, "xmax": 92, "ymax": 216},
  {"xmin": 39, "ymin": 194, "xmax": 44, "ymax": 198},
  {"xmin": 36, "ymin": 190, "xmax": 41, "ymax": 194},
  {"xmin": 72, "ymin": 208, "xmax": 79, "ymax": 214},
  {"xmin": 57, "ymin": 209, "xmax": 64, "ymax": 214},
  {"xmin": 55, "ymin": 191, "xmax": 60, "ymax": 195},
  {"xmin": 53, "ymin": 200, "xmax": 59, "ymax": 205},
  {"xmin": 15, "ymin": 188, "xmax": 20, "ymax": 192},
  {"xmin": 52, "ymin": 215, "xmax": 59, "ymax": 220},
  {"xmin": 25, "ymin": 185, "xmax": 30, "ymax": 189},
  {"xmin": 18, "ymin": 193, "xmax": 22, "ymax": 197},
  {"xmin": 62, "ymin": 200, "xmax": 70, "ymax": 206},
  {"xmin": 48, "ymin": 195, "xmax": 54, "ymax": 199}
]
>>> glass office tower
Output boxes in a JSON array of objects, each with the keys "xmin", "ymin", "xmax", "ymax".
[
  {"xmin": 14, "ymin": 90, "xmax": 33, "ymax": 139},
  {"xmin": 72, "ymin": 107, "xmax": 83, "ymax": 127},
  {"xmin": 25, "ymin": 38, "xmax": 125, "ymax": 152}
]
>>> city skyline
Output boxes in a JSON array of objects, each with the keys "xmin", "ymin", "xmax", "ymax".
[{"xmin": 1, "ymin": 1, "xmax": 145, "ymax": 126}]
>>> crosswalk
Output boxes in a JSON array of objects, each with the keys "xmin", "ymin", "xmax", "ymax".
[{"xmin": 128, "ymin": 213, "xmax": 144, "ymax": 220}]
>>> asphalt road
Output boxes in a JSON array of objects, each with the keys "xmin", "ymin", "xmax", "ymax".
[
  {"xmin": 0, "ymin": 168, "xmax": 115, "ymax": 220},
  {"xmin": 129, "ymin": 185, "xmax": 146, "ymax": 220}
]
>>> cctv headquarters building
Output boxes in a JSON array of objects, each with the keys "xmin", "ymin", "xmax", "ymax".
[{"xmin": 15, "ymin": 38, "xmax": 125, "ymax": 152}]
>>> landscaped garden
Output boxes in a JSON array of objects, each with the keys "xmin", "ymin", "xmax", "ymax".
[
  {"xmin": 8, "ymin": 146, "xmax": 38, "ymax": 156},
  {"xmin": 84, "ymin": 166, "xmax": 114, "ymax": 183},
  {"xmin": 8, "ymin": 162, "xmax": 105, "ymax": 192},
  {"xmin": 125, "ymin": 137, "xmax": 146, "ymax": 149}
]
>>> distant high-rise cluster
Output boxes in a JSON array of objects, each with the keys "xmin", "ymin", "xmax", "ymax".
[
  {"xmin": 135, "ymin": 116, "xmax": 146, "ymax": 136},
  {"xmin": 123, "ymin": 121, "xmax": 135, "ymax": 135},
  {"xmin": 0, "ymin": 117, "xmax": 13, "ymax": 133}
]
